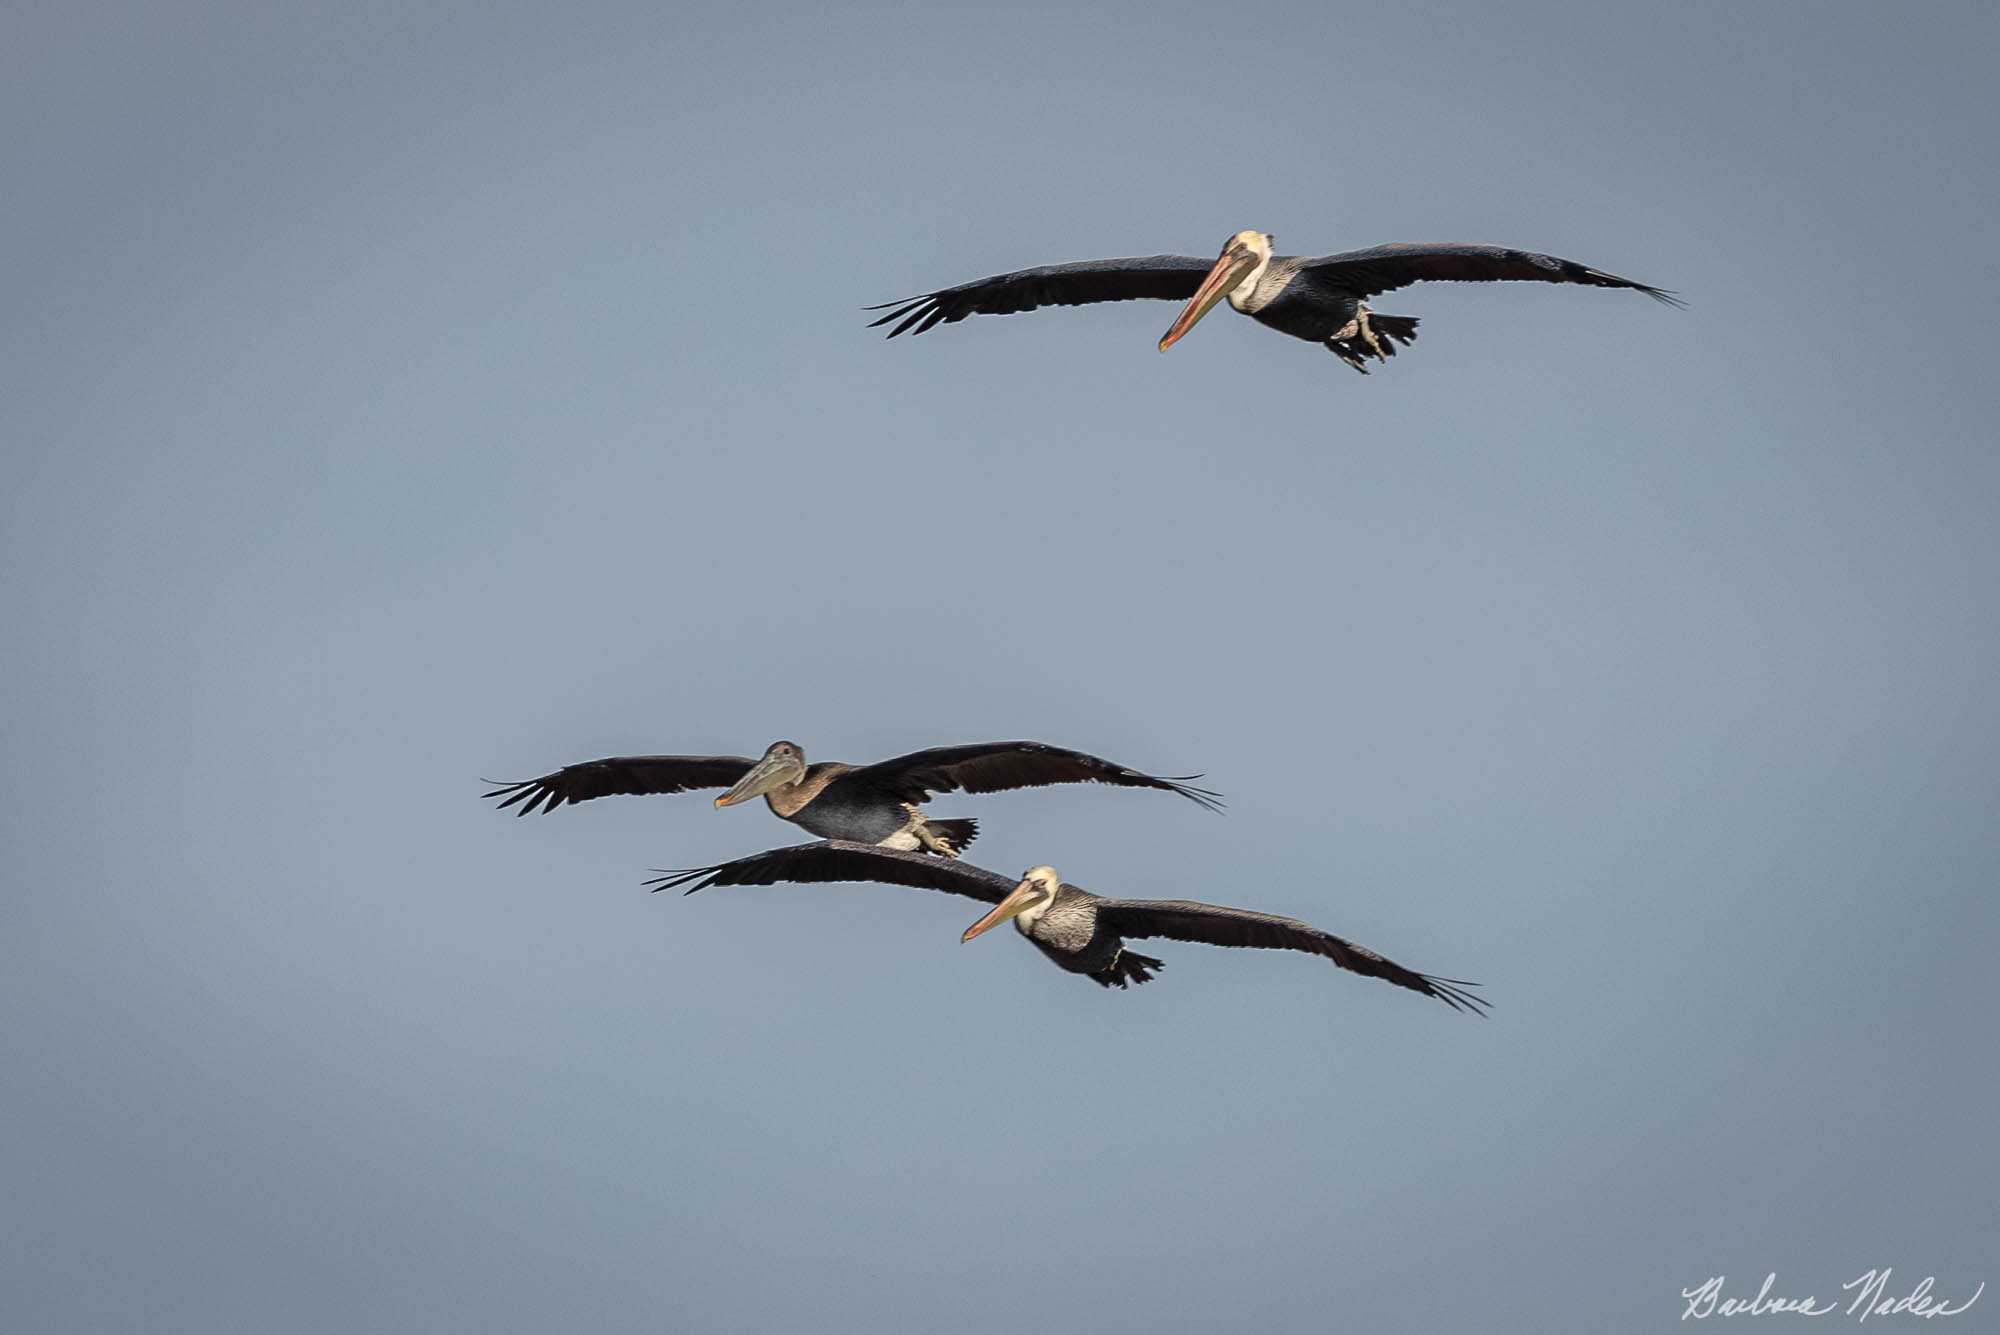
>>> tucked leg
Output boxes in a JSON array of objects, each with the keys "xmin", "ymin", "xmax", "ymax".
[
  {"xmin": 1325, "ymin": 308, "xmax": 1419, "ymax": 373},
  {"xmin": 905, "ymin": 805, "xmax": 966, "ymax": 858}
]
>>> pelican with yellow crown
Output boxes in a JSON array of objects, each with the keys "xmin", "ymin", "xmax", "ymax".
[{"xmin": 870, "ymin": 229, "xmax": 1677, "ymax": 372}]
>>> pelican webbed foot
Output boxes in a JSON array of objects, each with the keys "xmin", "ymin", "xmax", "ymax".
[
  {"xmin": 1327, "ymin": 330, "xmax": 1373, "ymax": 373},
  {"xmin": 902, "ymin": 804, "xmax": 965, "ymax": 859},
  {"xmin": 1091, "ymin": 948, "xmax": 1165, "ymax": 988},
  {"xmin": 1327, "ymin": 307, "xmax": 1419, "ymax": 374}
]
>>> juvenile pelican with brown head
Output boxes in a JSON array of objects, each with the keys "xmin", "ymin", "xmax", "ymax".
[{"xmin": 486, "ymin": 738, "xmax": 1221, "ymax": 856}]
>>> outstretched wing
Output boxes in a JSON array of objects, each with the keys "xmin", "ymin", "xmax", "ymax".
[
  {"xmin": 645, "ymin": 840, "xmax": 1020, "ymax": 903},
  {"xmin": 845, "ymin": 740, "xmax": 1223, "ymax": 812},
  {"xmin": 483, "ymin": 755, "xmax": 756, "ymax": 816},
  {"xmin": 1095, "ymin": 899, "xmax": 1489, "ymax": 1013},
  {"xmin": 1302, "ymin": 242, "xmax": 1681, "ymax": 306},
  {"xmin": 866, "ymin": 256, "xmax": 1214, "ymax": 337}
]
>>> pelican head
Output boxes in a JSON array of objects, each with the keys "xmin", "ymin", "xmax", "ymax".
[
  {"xmin": 714, "ymin": 740, "xmax": 808, "ymax": 807},
  {"xmin": 960, "ymin": 865, "xmax": 1062, "ymax": 943},
  {"xmin": 1159, "ymin": 230, "xmax": 1274, "ymax": 351}
]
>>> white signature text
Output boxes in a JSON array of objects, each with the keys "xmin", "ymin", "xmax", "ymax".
[{"xmin": 1681, "ymin": 1271, "xmax": 1983, "ymax": 1322}]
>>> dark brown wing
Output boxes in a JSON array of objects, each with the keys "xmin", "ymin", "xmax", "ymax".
[
  {"xmin": 1302, "ymin": 243, "xmax": 1681, "ymax": 306},
  {"xmin": 483, "ymin": 755, "xmax": 756, "ymax": 816},
  {"xmin": 865, "ymin": 256, "xmax": 1214, "ymax": 337},
  {"xmin": 1095, "ymin": 899, "xmax": 1489, "ymax": 1013},
  {"xmin": 844, "ymin": 741, "xmax": 1223, "ymax": 812},
  {"xmin": 644, "ymin": 840, "xmax": 1018, "ymax": 903}
]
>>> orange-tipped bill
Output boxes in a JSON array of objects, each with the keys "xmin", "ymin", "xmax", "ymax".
[
  {"xmin": 1159, "ymin": 244, "xmax": 1258, "ymax": 351},
  {"xmin": 961, "ymin": 879, "xmax": 1042, "ymax": 943}
]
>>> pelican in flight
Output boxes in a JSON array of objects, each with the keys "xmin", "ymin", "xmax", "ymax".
[
  {"xmin": 485, "ymin": 739, "xmax": 1221, "ymax": 857},
  {"xmin": 647, "ymin": 842, "xmax": 1486, "ymax": 1011},
  {"xmin": 869, "ymin": 231, "xmax": 1678, "ymax": 372}
]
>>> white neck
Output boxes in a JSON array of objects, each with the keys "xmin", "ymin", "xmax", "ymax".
[
  {"xmin": 1225, "ymin": 252, "xmax": 1272, "ymax": 311},
  {"xmin": 1012, "ymin": 888, "xmax": 1055, "ymax": 934}
]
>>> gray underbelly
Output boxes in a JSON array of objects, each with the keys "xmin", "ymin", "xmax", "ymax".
[{"xmin": 786, "ymin": 789, "xmax": 907, "ymax": 843}]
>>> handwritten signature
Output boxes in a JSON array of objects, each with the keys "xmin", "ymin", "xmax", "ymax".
[{"xmin": 1682, "ymin": 1271, "xmax": 1984, "ymax": 1322}]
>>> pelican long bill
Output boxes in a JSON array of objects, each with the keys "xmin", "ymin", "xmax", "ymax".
[
  {"xmin": 713, "ymin": 749, "xmax": 805, "ymax": 808},
  {"xmin": 960, "ymin": 878, "xmax": 1042, "ymax": 943},
  {"xmin": 1157, "ymin": 239, "xmax": 1259, "ymax": 351}
]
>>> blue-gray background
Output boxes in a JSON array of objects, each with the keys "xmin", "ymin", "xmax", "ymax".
[{"xmin": 5, "ymin": 2, "xmax": 1995, "ymax": 1330}]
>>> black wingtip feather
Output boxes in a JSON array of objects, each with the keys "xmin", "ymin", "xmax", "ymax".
[
  {"xmin": 643, "ymin": 866, "xmax": 717, "ymax": 894},
  {"xmin": 1146, "ymin": 773, "xmax": 1227, "ymax": 813},
  {"xmin": 867, "ymin": 297, "xmax": 935, "ymax": 333},
  {"xmin": 1424, "ymin": 975, "xmax": 1491, "ymax": 1016},
  {"xmin": 886, "ymin": 302, "xmax": 937, "ymax": 338},
  {"xmin": 1591, "ymin": 266, "xmax": 1684, "ymax": 308},
  {"xmin": 482, "ymin": 779, "xmax": 552, "ymax": 815}
]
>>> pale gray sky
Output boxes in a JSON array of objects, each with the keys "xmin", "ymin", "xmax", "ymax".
[{"xmin": 3, "ymin": 2, "xmax": 1996, "ymax": 1331}]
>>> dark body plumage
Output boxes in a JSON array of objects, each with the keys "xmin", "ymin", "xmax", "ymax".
[
  {"xmin": 485, "ymin": 739, "xmax": 1220, "ymax": 857},
  {"xmin": 648, "ymin": 841, "xmax": 1487, "ymax": 1012},
  {"xmin": 870, "ymin": 239, "xmax": 1677, "ymax": 372}
]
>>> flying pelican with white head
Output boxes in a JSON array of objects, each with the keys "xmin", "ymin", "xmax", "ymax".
[
  {"xmin": 647, "ymin": 841, "xmax": 1487, "ymax": 1011},
  {"xmin": 486, "ymin": 739, "xmax": 1221, "ymax": 857},
  {"xmin": 869, "ymin": 230, "xmax": 1678, "ymax": 372}
]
